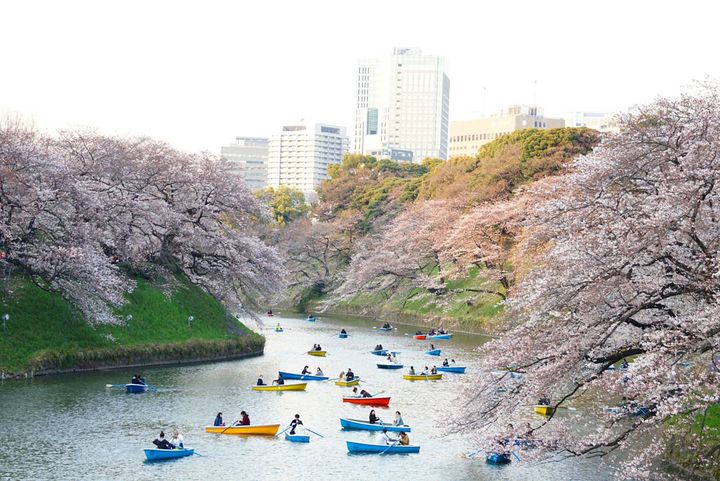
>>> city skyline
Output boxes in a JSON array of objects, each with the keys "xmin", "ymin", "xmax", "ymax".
[{"xmin": 1, "ymin": 0, "xmax": 719, "ymax": 153}]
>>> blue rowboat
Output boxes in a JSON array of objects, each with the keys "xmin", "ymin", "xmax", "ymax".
[
  {"xmin": 378, "ymin": 326, "xmax": 393, "ymax": 331},
  {"xmin": 126, "ymin": 383, "xmax": 148, "ymax": 393},
  {"xmin": 275, "ymin": 328, "xmax": 284, "ymax": 332},
  {"xmin": 425, "ymin": 349, "xmax": 442, "ymax": 356},
  {"xmin": 377, "ymin": 363, "xmax": 404, "ymax": 369},
  {"xmin": 427, "ymin": 334, "xmax": 452, "ymax": 340},
  {"xmin": 370, "ymin": 349, "xmax": 388, "ymax": 356},
  {"xmin": 340, "ymin": 418, "xmax": 411, "ymax": 432},
  {"xmin": 486, "ymin": 453, "xmax": 511, "ymax": 464},
  {"xmin": 278, "ymin": 371, "xmax": 329, "ymax": 381},
  {"xmin": 307, "ymin": 316, "xmax": 317, "ymax": 322},
  {"xmin": 346, "ymin": 441, "xmax": 419, "ymax": 454},
  {"xmin": 437, "ymin": 366, "xmax": 466, "ymax": 374},
  {"xmin": 285, "ymin": 432, "xmax": 310, "ymax": 443},
  {"xmin": 144, "ymin": 448, "xmax": 194, "ymax": 461},
  {"xmin": 339, "ymin": 333, "xmax": 348, "ymax": 338}
]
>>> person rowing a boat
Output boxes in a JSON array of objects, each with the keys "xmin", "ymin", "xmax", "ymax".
[
  {"xmin": 620, "ymin": 358, "xmax": 629, "ymax": 369},
  {"xmin": 408, "ymin": 366, "xmax": 416, "ymax": 375},
  {"xmin": 345, "ymin": 368, "xmax": 355, "ymax": 381},
  {"xmin": 301, "ymin": 366, "xmax": 311, "ymax": 375},
  {"xmin": 338, "ymin": 370, "xmax": 345, "ymax": 380},
  {"xmin": 394, "ymin": 411, "xmax": 405, "ymax": 426},
  {"xmin": 340, "ymin": 328, "xmax": 347, "ymax": 335},
  {"xmin": 289, "ymin": 414, "xmax": 303, "ymax": 435},
  {"xmin": 382, "ymin": 322, "xmax": 391, "ymax": 329},
  {"xmin": 369, "ymin": 409, "xmax": 382, "ymax": 424},
  {"xmin": 421, "ymin": 366, "xmax": 429, "ymax": 375},
  {"xmin": 234, "ymin": 411, "xmax": 250, "ymax": 426},
  {"xmin": 152, "ymin": 431, "xmax": 175, "ymax": 450},
  {"xmin": 381, "ymin": 427, "xmax": 395, "ymax": 445},
  {"xmin": 430, "ymin": 343, "xmax": 435, "ymax": 350},
  {"xmin": 257, "ymin": 375, "xmax": 266, "ymax": 386},
  {"xmin": 272, "ymin": 374, "xmax": 285, "ymax": 385},
  {"xmin": 359, "ymin": 389, "xmax": 372, "ymax": 398},
  {"xmin": 442, "ymin": 358, "xmax": 449, "ymax": 367},
  {"xmin": 170, "ymin": 430, "xmax": 184, "ymax": 448},
  {"xmin": 214, "ymin": 412, "xmax": 225, "ymax": 426},
  {"xmin": 431, "ymin": 365, "xmax": 438, "ymax": 375},
  {"xmin": 538, "ymin": 394, "xmax": 551, "ymax": 406},
  {"xmin": 398, "ymin": 432, "xmax": 410, "ymax": 446}
]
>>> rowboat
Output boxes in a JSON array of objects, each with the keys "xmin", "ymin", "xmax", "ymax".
[
  {"xmin": 335, "ymin": 378, "xmax": 360, "ymax": 387},
  {"xmin": 413, "ymin": 334, "xmax": 426, "ymax": 340},
  {"xmin": 370, "ymin": 349, "xmax": 388, "ymax": 356},
  {"xmin": 340, "ymin": 418, "xmax": 411, "ymax": 432},
  {"xmin": 275, "ymin": 328, "xmax": 283, "ymax": 332},
  {"xmin": 307, "ymin": 316, "xmax": 317, "ymax": 322},
  {"xmin": 403, "ymin": 374, "xmax": 442, "ymax": 381},
  {"xmin": 278, "ymin": 371, "xmax": 329, "ymax": 381},
  {"xmin": 252, "ymin": 383, "xmax": 307, "ymax": 392},
  {"xmin": 437, "ymin": 366, "xmax": 466, "ymax": 374},
  {"xmin": 608, "ymin": 406, "xmax": 650, "ymax": 417},
  {"xmin": 307, "ymin": 350, "xmax": 327, "ymax": 357},
  {"xmin": 343, "ymin": 396, "xmax": 391, "ymax": 406},
  {"xmin": 427, "ymin": 333, "xmax": 452, "ymax": 340},
  {"xmin": 486, "ymin": 453, "xmax": 511, "ymax": 464},
  {"xmin": 205, "ymin": 424, "xmax": 280, "ymax": 435},
  {"xmin": 378, "ymin": 326, "xmax": 393, "ymax": 331},
  {"xmin": 126, "ymin": 383, "xmax": 148, "ymax": 393},
  {"xmin": 377, "ymin": 363, "xmax": 404, "ymax": 370},
  {"xmin": 285, "ymin": 432, "xmax": 310, "ymax": 443},
  {"xmin": 339, "ymin": 333, "xmax": 348, "ymax": 338},
  {"xmin": 144, "ymin": 448, "xmax": 194, "ymax": 461},
  {"xmin": 534, "ymin": 405, "xmax": 555, "ymax": 416},
  {"xmin": 346, "ymin": 441, "xmax": 419, "ymax": 454},
  {"xmin": 425, "ymin": 349, "xmax": 442, "ymax": 356}
]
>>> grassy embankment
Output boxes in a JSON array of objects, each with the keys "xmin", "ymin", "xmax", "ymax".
[{"xmin": 0, "ymin": 273, "xmax": 264, "ymax": 376}]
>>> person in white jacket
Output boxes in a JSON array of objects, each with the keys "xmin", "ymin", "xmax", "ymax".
[{"xmin": 169, "ymin": 430, "xmax": 184, "ymax": 449}]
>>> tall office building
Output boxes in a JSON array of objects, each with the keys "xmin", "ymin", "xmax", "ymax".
[
  {"xmin": 267, "ymin": 122, "xmax": 349, "ymax": 199},
  {"xmin": 354, "ymin": 48, "xmax": 450, "ymax": 162},
  {"xmin": 449, "ymin": 105, "xmax": 565, "ymax": 157},
  {"xmin": 220, "ymin": 137, "xmax": 268, "ymax": 190}
]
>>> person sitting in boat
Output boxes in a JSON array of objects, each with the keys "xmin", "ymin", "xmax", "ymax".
[
  {"xmin": 442, "ymin": 358, "xmax": 449, "ymax": 367},
  {"xmin": 338, "ymin": 370, "xmax": 345, "ymax": 380},
  {"xmin": 214, "ymin": 412, "xmax": 225, "ymax": 426},
  {"xmin": 386, "ymin": 353, "xmax": 392, "ymax": 361},
  {"xmin": 315, "ymin": 367, "xmax": 324, "ymax": 376},
  {"xmin": 428, "ymin": 329, "xmax": 436, "ymax": 336},
  {"xmin": 415, "ymin": 330, "xmax": 423, "ymax": 335},
  {"xmin": 138, "ymin": 375, "xmax": 146, "ymax": 385},
  {"xmin": 131, "ymin": 375, "xmax": 139, "ymax": 384},
  {"xmin": 430, "ymin": 365, "xmax": 438, "ymax": 375},
  {"xmin": 398, "ymin": 431, "xmax": 410, "ymax": 446},
  {"xmin": 394, "ymin": 411, "xmax": 405, "ymax": 426},
  {"xmin": 620, "ymin": 358, "xmax": 629, "ymax": 369},
  {"xmin": 359, "ymin": 389, "xmax": 372, "ymax": 398},
  {"xmin": 345, "ymin": 369, "xmax": 355, "ymax": 381},
  {"xmin": 257, "ymin": 375, "xmax": 265, "ymax": 386},
  {"xmin": 301, "ymin": 366, "xmax": 311, "ymax": 375},
  {"xmin": 381, "ymin": 427, "xmax": 395, "ymax": 445},
  {"xmin": 408, "ymin": 366, "xmax": 416, "ymax": 375},
  {"xmin": 152, "ymin": 431, "xmax": 175, "ymax": 450},
  {"xmin": 421, "ymin": 366, "xmax": 429, "ymax": 375},
  {"xmin": 538, "ymin": 395, "xmax": 551, "ymax": 406},
  {"xmin": 369, "ymin": 409, "xmax": 381, "ymax": 424},
  {"xmin": 235, "ymin": 411, "xmax": 250, "ymax": 426},
  {"xmin": 340, "ymin": 329, "xmax": 347, "ymax": 334},
  {"xmin": 451, "ymin": 359, "xmax": 456, "ymax": 364},
  {"xmin": 276, "ymin": 323, "xmax": 282, "ymax": 329},
  {"xmin": 170, "ymin": 430, "xmax": 184, "ymax": 449},
  {"xmin": 315, "ymin": 344, "xmax": 322, "ymax": 351},
  {"xmin": 430, "ymin": 343, "xmax": 435, "ymax": 350},
  {"xmin": 273, "ymin": 374, "xmax": 285, "ymax": 385},
  {"xmin": 289, "ymin": 413, "xmax": 303, "ymax": 435},
  {"xmin": 267, "ymin": 310, "xmax": 273, "ymax": 315},
  {"xmin": 383, "ymin": 322, "xmax": 391, "ymax": 329}
]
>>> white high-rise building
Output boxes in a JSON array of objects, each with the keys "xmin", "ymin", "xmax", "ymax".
[
  {"xmin": 267, "ymin": 122, "xmax": 349, "ymax": 199},
  {"xmin": 354, "ymin": 48, "xmax": 450, "ymax": 162},
  {"xmin": 220, "ymin": 137, "xmax": 268, "ymax": 190}
]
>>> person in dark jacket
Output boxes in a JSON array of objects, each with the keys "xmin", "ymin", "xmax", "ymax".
[
  {"xmin": 273, "ymin": 374, "xmax": 285, "ymax": 385},
  {"xmin": 214, "ymin": 412, "xmax": 225, "ymax": 426},
  {"xmin": 257, "ymin": 375, "xmax": 265, "ymax": 386},
  {"xmin": 289, "ymin": 414, "xmax": 303, "ymax": 435},
  {"xmin": 152, "ymin": 431, "xmax": 174, "ymax": 450},
  {"xmin": 235, "ymin": 411, "xmax": 250, "ymax": 426},
  {"xmin": 369, "ymin": 409, "xmax": 380, "ymax": 424},
  {"xmin": 345, "ymin": 368, "xmax": 355, "ymax": 381}
]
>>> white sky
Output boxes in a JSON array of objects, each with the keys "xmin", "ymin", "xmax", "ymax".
[{"xmin": 1, "ymin": 0, "xmax": 718, "ymax": 153}]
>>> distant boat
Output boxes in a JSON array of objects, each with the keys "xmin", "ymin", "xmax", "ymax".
[
  {"xmin": 377, "ymin": 363, "xmax": 404, "ymax": 370},
  {"xmin": 340, "ymin": 418, "xmax": 411, "ymax": 432},
  {"xmin": 307, "ymin": 315, "xmax": 317, "ymax": 322},
  {"xmin": 425, "ymin": 349, "xmax": 442, "ymax": 356},
  {"xmin": 486, "ymin": 452, "xmax": 511, "ymax": 464},
  {"xmin": 339, "ymin": 332, "xmax": 348, "ymax": 338},
  {"xmin": 346, "ymin": 441, "xmax": 419, "ymax": 454},
  {"xmin": 378, "ymin": 325, "xmax": 393, "ymax": 331},
  {"xmin": 370, "ymin": 349, "xmax": 388, "ymax": 356},
  {"xmin": 285, "ymin": 432, "xmax": 310, "ymax": 443},
  {"xmin": 205, "ymin": 424, "xmax": 280, "ymax": 435},
  {"xmin": 437, "ymin": 366, "xmax": 465, "ymax": 374},
  {"xmin": 335, "ymin": 378, "xmax": 360, "ymax": 387},
  {"xmin": 427, "ymin": 333, "xmax": 452, "ymax": 340},
  {"xmin": 275, "ymin": 327, "xmax": 283, "ymax": 332},
  {"xmin": 403, "ymin": 374, "xmax": 442, "ymax": 381},
  {"xmin": 534, "ymin": 405, "xmax": 555, "ymax": 416},
  {"xmin": 144, "ymin": 448, "xmax": 194, "ymax": 461},
  {"xmin": 342, "ymin": 395, "xmax": 391, "ymax": 406},
  {"xmin": 126, "ymin": 383, "xmax": 148, "ymax": 393},
  {"xmin": 413, "ymin": 334, "xmax": 426, "ymax": 340},
  {"xmin": 307, "ymin": 350, "xmax": 327, "ymax": 357},
  {"xmin": 252, "ymin": 383, "xmax": 307, "ymax": 392}
]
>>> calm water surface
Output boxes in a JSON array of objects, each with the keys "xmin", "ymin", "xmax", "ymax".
[{"xmin": 0, "ymin": 313, "xmax": 614, "ymax": 481}]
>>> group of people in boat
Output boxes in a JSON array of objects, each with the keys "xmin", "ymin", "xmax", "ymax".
[
  {"xmin": 427, "ymin": 327, "xmax": 448, "ymax": 336},
  {"xmin": 300, "ymin": 365, "xmax": 324, "ymax": 376},
  {"xmin": 311, "ymin": 344, "xmax": 323, "ymax": 351},
  {"xmin": 340, "ymin": 329, "xmax": 347, "ymax": 335},
  {"xmin": 380, "ymin": 426, "xmax": 410, "ymax": 446},
  {"xmin": 337, "ymin": 368, "xmax": 356, "ymax": 381},
  {"xmin": 130, "ymin": 374, "xmax": 146, "ymax": 385},
  {"xmin": 442, "ymin": 358, "xmax": 456, "ymax": 367},
  {"xmin": 152, "ymin": 430, "xmax": 184, "ymax": 450},
  {"xmin": 213, "ymin": 410, "xmax": 251, "ymax": 426},
  {"xmin": 407, "ymin": 365, "xmax": 438, "ymax": 375},
  {"xmin": 385, "ymin": 352, "xmax": 399, "ymax": 363},
  {"xmin": 351, "ymin": 387, "xmax": 372, "ymax": 398},
  {"xmin": 373, "ymin": 344, "xmax": 384, "ymax": 351},
  {"xmin": 381, "ymin": 322, "xmax": 392, "ymax": 329}
]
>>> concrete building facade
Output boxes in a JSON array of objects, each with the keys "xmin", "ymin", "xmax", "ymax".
[
  {"xmin": 449, "ymin": 106, "xmax": 565, "ymax": 157},
  {"xmin": 220, "ymin": 136, "xmax": 269, "ymax": 190},
  {"xmin": 564, "ymin": 111, "xmax": 617, "ymax": 132},
  {"xmin": 354, "ymin": 48, "xmax": 450, "ymax": 162},
  {"xmin": 267, "ymin": 122, "xmax": 348, "ymax": 198}
]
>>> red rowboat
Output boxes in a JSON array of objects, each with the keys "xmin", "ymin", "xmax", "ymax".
[
  {"xmin": 413, "ymin": 335, "xmax": 426, "ymax": 340},
  {"xmin": 342, "ymin": 396, "xmax": 391, "ymax": 407}
]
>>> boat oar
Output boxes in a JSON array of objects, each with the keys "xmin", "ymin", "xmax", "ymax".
[
  {"xmin": 275, "ymin": 424, "xmax": 292, "ymax": 437},
  {"xmin": 511, "ymin": 451, "xmax": 521, "ymax": 461},
  {"xmin": 220, "ymin": 422, "xmax": 238, "ymax": 435},
  {"xmin": 304, "ymin": 428, "xmax": 324, "ymax": 438},
  {"xmin": 380, "ymin": 441, "xmax": 398, "ymax": 455},
  {"xmin": 193, "ymin": 451, "xmax": 205, "ymax": 457}
]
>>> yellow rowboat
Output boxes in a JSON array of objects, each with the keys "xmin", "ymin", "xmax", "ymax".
[
  {"xmin": 403, "ymin": 374, "xmax": 442, "ymax": 381},
  {"xmin": 205, "ymin": 424, "xmax": 280, "ymax": 435},
  {"xmin": 534, "ymin": 405, "xmax": 555, "ymax": 416},
  {"xmin": 252, "ymin": 383, "xmax": 307, "ymax": 392},
  {"xmin": 307, "ymin": 350, "xmax": 327, "ymax": 357},
  {"xmin": 335, "ymin": 378, "xmax": 360, "ymax": 387}
]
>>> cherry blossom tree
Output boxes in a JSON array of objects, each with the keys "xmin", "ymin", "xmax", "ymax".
[{"xmin": 457, "ymin": 86, "xmax": 720, "ymax": 479}]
